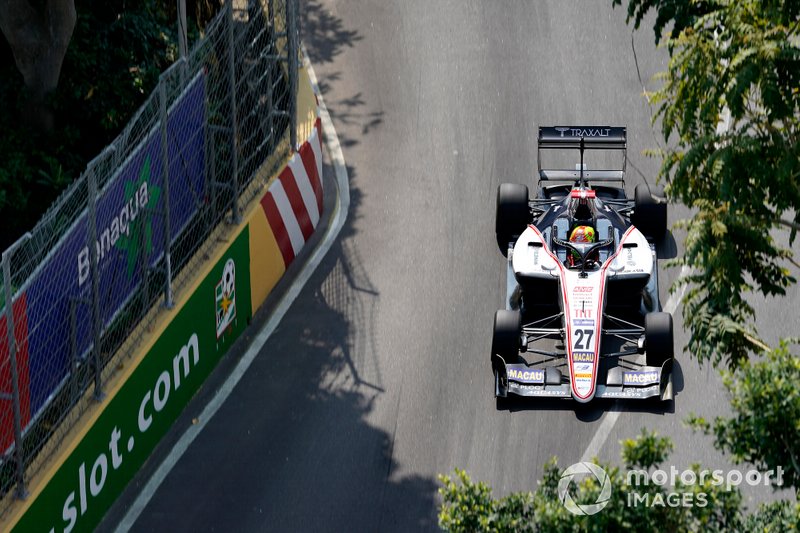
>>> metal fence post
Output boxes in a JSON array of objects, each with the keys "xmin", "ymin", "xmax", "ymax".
[
  {"xmin": 287, "ymin": 0, "xmax": 298, "ymax": 151},
  {"xmin": 227, "ymin": 1, "xmax": 241, "ymax": 223},
  {"xmin": 266, "ymin": 0, "xmax": 275, "ymax": 151},
  {"xmin": 2, "ymin": 235, "xmax": 30, "ymax": 500},
  {"xmin": 177, "ymin": 0, "xmax": 188, "ymax": 86},
  {"xmin": 159, "ymin": 79, "xmax": 175, "ymax": 309},
  {"xmin": 87, "ymin": 168, "xmax": 104, "ymax": 400}
]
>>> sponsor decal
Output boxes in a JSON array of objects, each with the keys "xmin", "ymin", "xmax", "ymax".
[
  {"xmin": 538, "ymin": 389, "xmax": 571, "ymax": 396},
  {"xmin": 571, "ymin": 285, "xmax": 595, "ymax": 314},
  {"xmin": 26, "ymin": 73, "xmax": 206, "ymax": 418},
  {"xmin": 571, "ymin": 127, "xmax": 611, "ymax": 137},
  {"xmin": 509, "ymin": 383, "xmax": 543, "ymax": 392},
  {"xmin": 601, "ymin": 385, "xmax": 660, "ymax": 398},
  {"xmin": 507, "ymin": 368, "xmax": 545, "ymax": 384},
  {"xmin": 623, "ymin": 371, "xmax": 660, "ymax": 386},
  {"xmin": 573, "ymin": 363, "xmax": 593, "ymax": 373},
  {"xmin": 554, "ymin": 127, "xmax": 612, "ymax": 138},
  {"xmin": 53, "ymin": 332, "xmax": 199, "ymax": 533},
  {"xmin": 508, "ymin": 382, "xmax": 570, "ymax": 396},
  {"xmin": 573, "ymin": 319, "xmax": 595, "ymax": 327},
  {"xmin": 215, "ymin": 259, "xmax": 237, "ymax": 339},
  {"xmin": 77, "ymin": 176, "xmax": 158, "ymax": 286},
  {"xmin": 574, "ymin": 373, "xmax": 592, "ymax": 380},
  {"xmin": 573, "ymin": 352, "xmax": 595, "ymax": 362}
]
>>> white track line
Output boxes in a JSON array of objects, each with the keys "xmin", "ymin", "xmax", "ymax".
[
  {"xmin": 116, "ymin": 49, "xmax": 349, "ymax": 531},
  {"xmin": 579, "ymin": 410, "xmax": 621, "ymax": 464}
]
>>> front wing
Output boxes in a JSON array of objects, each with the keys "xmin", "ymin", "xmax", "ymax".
[{"xmin": 495, "ymin": 359, "xmax": 673, "ymax": 401}]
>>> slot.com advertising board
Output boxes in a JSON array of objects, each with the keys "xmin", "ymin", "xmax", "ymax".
[{"xmin": 15, "ymin": 228, "xmax": 251, "ymax": 533}]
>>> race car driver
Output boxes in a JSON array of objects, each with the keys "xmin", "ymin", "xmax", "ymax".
[{"xmin": 568, "ymin": 225, "xmax": 596, "ymax": 266}]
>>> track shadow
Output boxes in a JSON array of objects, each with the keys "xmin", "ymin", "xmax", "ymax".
[
  {"xmin": 231, "ymin": 159, "xmax": 438, "ymax": 530},
  {"xmin": 302, "ymin": 0, "xmax": 362, "ymax": 65}
]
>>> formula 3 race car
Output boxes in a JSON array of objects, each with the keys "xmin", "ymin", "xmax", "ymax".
[{"xmin": 491, "ymin": 126, "xmax": 674, "ymax": 405}]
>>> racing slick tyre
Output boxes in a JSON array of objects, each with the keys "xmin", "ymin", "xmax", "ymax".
[
  {"xmin": 632, "ymin": 184, "xmax": 667, "ymax": 240},
  {"xmin": 645, "ymin": 312, "xmax": 673, "ymax": 366},
  {"xmin": 496, "ymin": 183, "xmax": 530, "ymax": 255},
  {"xmin": 492, "ymin": 309, "xmax": 522, "ymax": 364}
]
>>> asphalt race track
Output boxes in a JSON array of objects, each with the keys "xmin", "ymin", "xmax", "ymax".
[{"xmin": 103, "ymin": 1, "xmax": 799, "ymax": 531}]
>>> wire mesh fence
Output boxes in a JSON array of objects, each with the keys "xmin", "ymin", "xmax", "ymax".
[{"xmin": 0, "ymin": 0, "xmax": 298, "ymax": 513}]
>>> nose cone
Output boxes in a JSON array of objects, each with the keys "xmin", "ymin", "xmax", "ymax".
[{"xmin": 572, "ymin": 388, "xmax": 596, "ymax": 403}]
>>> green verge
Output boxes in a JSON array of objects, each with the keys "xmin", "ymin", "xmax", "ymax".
[{"xmin": 14, "ymin": 226, "xmax": 251, "ymax": 533}]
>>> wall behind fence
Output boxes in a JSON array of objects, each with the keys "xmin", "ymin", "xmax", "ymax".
[{"xmin": 0, "ymin": 0, "xmax": 300, "ymax": 518}]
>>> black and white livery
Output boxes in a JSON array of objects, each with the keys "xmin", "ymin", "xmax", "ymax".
[{"xmin": 492, "ymin": 126, "xmax": 674, "ymax": 404}]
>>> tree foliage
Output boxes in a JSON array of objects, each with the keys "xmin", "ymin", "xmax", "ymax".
[
  {"xmin": 613, "ymin": 0, "xmax": 800, "ymax": 368},
  {"xmin": 689, "ymin": 341, "xmax": 800, "ymax": 490},
  {"xmin": 438, "ymin": 430, "xmax": 793, "ymax": 532},
  {"xmin": 612, "ymin": 0, "xmax": 715, "ymax": 47},
  {"xmin": 607, "ymin": 1, "xmax": 800, "ymax": 517}
]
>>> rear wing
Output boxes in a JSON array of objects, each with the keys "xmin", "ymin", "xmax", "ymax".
[{"xmin": 537, "ymin": 126, "xmax": 627, "ymax": 185}]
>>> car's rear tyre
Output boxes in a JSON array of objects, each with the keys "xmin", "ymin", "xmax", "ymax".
[
  {"xmin": 496, "ymin": 183, "xmax": 530, "ymax": 255},
  {"xmin": 645, "ymin": 312, "xmax": 673, "ymax": 366},
  {"xmin": 492, "ymin": 309, "xmax": 521, "ymax": 364},
  {"xmin": 632, "ymin": 184, "xmax": 667, "ymax": 240}
]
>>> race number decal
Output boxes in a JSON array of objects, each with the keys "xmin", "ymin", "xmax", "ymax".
[{"xmin": 573, "ymin": 328, "xmax": 594, "ymax": 351}]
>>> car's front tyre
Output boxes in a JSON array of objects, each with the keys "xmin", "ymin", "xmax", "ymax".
[
  {"xmin": 492, "ymin": 309, "xmax": 521, "ymax": 364},
  {"xmin": 645, "ymin": 311, "xmax": 673, "ymax": 366}
]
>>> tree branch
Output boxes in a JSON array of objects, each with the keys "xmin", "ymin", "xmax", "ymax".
[
  {"xmin": 0, "ymin": 0, "xmax": 75, "ymax": 130},
  {"xmin": 781, "ymin": 435, "xmax": 800, "ymax": 480},
  {"xmin": 775, "ymin": 218, "xmax": 800, "ymax": 232},
  {"xmin": 743, "ymin": 332, "xmax": 771, "ymax": 353},
  {"xmin": 0, "ymin": 0, "xmax": 75, "ymax": 98}
]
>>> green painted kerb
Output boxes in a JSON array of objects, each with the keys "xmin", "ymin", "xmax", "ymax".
[{"xmin": 15, "ymin": 227, "xmax": 251, "ymax": 533}]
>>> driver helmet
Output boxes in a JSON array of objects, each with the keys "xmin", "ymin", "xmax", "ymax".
[
  {"xmin": 568, "ymin": 225, "xmax": 595, "ymax": 266},
  {"xmin": 570, "ymin": 225, "xmax": 595, "ymax": 244}
]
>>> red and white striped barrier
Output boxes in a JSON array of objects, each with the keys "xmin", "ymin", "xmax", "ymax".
[{"xmin": 259, "ymin": 118, "xmax": 324, "ymax": 267}]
